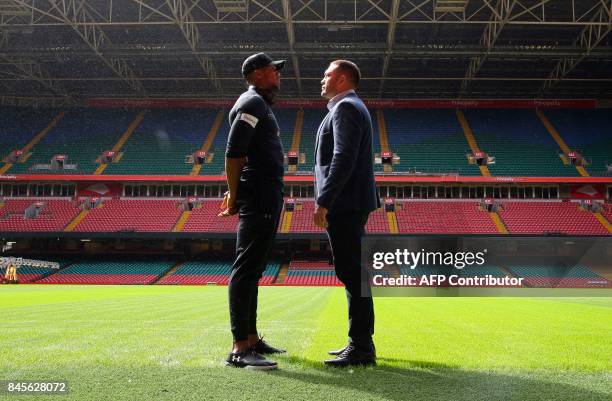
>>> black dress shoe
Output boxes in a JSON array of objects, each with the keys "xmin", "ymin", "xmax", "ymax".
[
  {"xmin": 324, "ymin": 345, "xmax": 376, "ymax": 367},
  {"xmin": 252, "ymin": 337, "xmax": 286, "ymax": 354},
  {"xmin": 329, "ymin": 343, "xmax": 376, "ymax": 357},
  {"xmin": 328, "ymin": 344, "xmax": 351, "ymax": 355}
]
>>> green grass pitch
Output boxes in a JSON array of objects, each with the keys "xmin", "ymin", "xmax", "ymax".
[{"xmin": 0, "ymin": 285, "xmax": 610, "ymax": 401}]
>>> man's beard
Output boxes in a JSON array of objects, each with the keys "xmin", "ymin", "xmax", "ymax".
[{"xmin": 256, "ymin": 86, "xmax": 279, "ymax": 104}]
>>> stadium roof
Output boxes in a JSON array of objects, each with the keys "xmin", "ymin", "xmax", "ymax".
[{"xmin": 0, "ymin": 0, "xmax": 610, "ymax": 106}]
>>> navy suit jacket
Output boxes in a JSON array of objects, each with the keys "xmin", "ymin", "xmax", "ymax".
[{"xmin": 314, "ymin": 93, "xmax": 380, "ymax": 214}]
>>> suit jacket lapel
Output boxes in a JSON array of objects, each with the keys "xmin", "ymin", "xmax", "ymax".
[{"xmin": 315, "ymin": 111, "xmax": 331, "ymax": 161}]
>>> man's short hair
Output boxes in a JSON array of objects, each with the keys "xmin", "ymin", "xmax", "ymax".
[{"xmin": 331, "ymin": 60, "xmax": 361, "ymax": 86}]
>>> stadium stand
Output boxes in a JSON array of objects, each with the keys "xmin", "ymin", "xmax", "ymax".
[
  {"xmin": 288, "ymin": 200, "xmax": 325, "ymax": 233},
  {"xmin": 506, "ymin": 264, "xmax": 611, "ymax": 288},
  {"xmin": 371, "ymin": 110, "xmax": 384, "ymax": 172},
  {"xmin": 297, "ymin": 109, "xmax": 328, "ymax": 173},
  {"xmin": 37, "ymin": 260, "xmax": 174, "ymax": 285},
  {"xmin": 0, "ymin": 107, "xmax": 62, "ymax": 168},
  {"xmin": 103, "ymin": 109, "xmax": 219, "ymax": 175},
  {"xmin": 259, "ymin": 263, "xmax": 280, "ymax": 285},
  {"xmin": 13, "ymin": 255, "xmax": 609, "ymax": 288},
  {"xmin": 8, "ymin": 109, "xmax": 136, "ymax": 174},
  {"xmin": 383, "ymin": 109, "xmax": 481, "ymax": 175},
  {"xmin": 181, "ymin": 200, "xmax": 239, "ymax": 232},
  {"xmin": 602, "ymin": 204, "xmax": 612, "ymax": 223},
  {"xmin": 198, "ymin": 110, "xmax": 228, "ymax": 175},
  {"xmin": 287, "ymin": 201, "xmax": 389, "ymax": 234},
  {"xmin": 365, "ymin": 207, "xmax": 390, "ymax": 233},
  {"xmin": 11, "ymin": 265, "xmax": 57, "ymax": 283},
  {"xmin": 73, "ymin": 199, "xmax": 182, "ymax": 232},
  {"xmin": 1, "ymin": 193, "xmax": 610, "ymax": 236},
  {"xmin": 371, "ymin": 111, "xmax": 382, "ymax": 156},
  {"xmin": 276, "ymin": 109, "xmax": 298, "ymax": 158},
  {"xmin": 157, "ymin": 260, "xmax": 231, "ymax": 285},
  {"xmin": 543, "ymin": 109, "xmax": 612, "ymax": 176},
  {"xmin": 156, "ymin": 260, "xmax": 279, "ymax": 285},
  {"xmin": 0, "ymin": 199, "xmax": 80, "ymax": 231},
  {"xmin": 1, "ymin": 259, "xmax": 68, "ymax": 283},
  {"xmin": 395, "ymin": 200, "xmax": 499, "ymax": 234},
  {"xmin": 2, "ymin": 197, "xmax": 609, "ymax": 235},
  {"xmin": 283, "ymin": 260, "xmax": 342, "ymax": 286},
  {"xmin": 463, "ymin": 109, "xmax": 579, "ymax": 176},
  {"xmin": 497, "ymin": 201, "xmax": 608, "ymax": 235},
  {"xmin": 3, "ymin": 107, "xmax": 608, "ymax": 178}
]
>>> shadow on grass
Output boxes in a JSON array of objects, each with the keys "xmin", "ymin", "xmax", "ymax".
[{"xmin": 270, "ymin": 354, "xmax": 610, "ymax": 401}]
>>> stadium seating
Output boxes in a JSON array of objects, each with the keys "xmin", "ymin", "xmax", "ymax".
[
  {"xmin": 497, "ymin": 201, "xmax": 608, "ymax": 235},
  {"xmin": 0, "ymin": 107, "xmax": 61, "ymax": 167},
  {"xmin": 181, "ymin": 200, "xmax": 239, "ymax": 232},
  {"xmin": 365, "ymin": 207, "xmax": 390, "ymax": 233},
  {"xmin": 3, "ymin": 107, "xmax": 608, "ymax": 177},
  {"xmin": 297, "ymin": 109, "xmax": 328, "ymax": 173},
  {"xmin": 37, "ymin": 260, "xmax": 174, "ymax": 285},
  {"xmin": 198, "ymin": 111, "xmax": 228, "ymax": 176},
  {"xmin": 8, "ymin": 255, "xmax": 608, "ymax": 288},
  {"xmin": 104, "ymin": 109, "xmax": 219, "ymax": 175},
  {"xmin": 395, "ymin": 201, "xmax": 499, "ymax": 234},
  {"xmin": 507, "ymin": 264, "xmax": 604, "ymax": 278},
  {"xmin": 157, "ymin": 260, "xmax": 232, "ymax": 285},
  {"xmin": 543, "ymin": 109, "xmax": 612, "ymax": 176},
  {"xmin": 3, "ymin": 198, "xmax": 609, "ymax": 235},
  {"xmin": 0, "ymin": 265, "xmax": 56, "ymax": 284},
  {"xmin": 6, "ymin": 266, "xmax": 54, "ymax": 283},
  {"xmin": 74, "ymin": 199, "xmax": 182, "ymax": 232},
  {"xmin": 288, "ymin": 201, "xmax": 325, "ymax": 233},
  {"xmin": 259, "ymin": 263, "xmax": 280, "ymax": 285},
  {"xmin": 275, "ymin": 109, "xmax": 298, "ymax": 158},
  {"xmin": 370, "ymin": 110, "xmax": 383, "ymax": 172},
  {"xmin": 283, "ymin": 260, "xmax": 342, "ymax": 286},
  {"xmin": 0, "ymin": 199, "xmax": 80, "ymax": 232},
  {"xmin": 463, "ymin": 109, "xmax": 578, "ymax": 176},
  {"xmin": 383, "ymin": 109, "xmax": 481, "ymax": 175},
  {"xmin": 521, "ymin": 277, "xmax": 612, "ymax": 287},
  {"xmin": 156, "ymin": 260, "xmax": 279, "ymax": 285},
  {"xmin": 506, "ymin": 264, "xmax": 611, "ymax": 288},
  {"xmin": 601, "ymin": 204, "xmax": 612, "ymax": 223},
  {"xmin": 289, "ymin": 201, "xmax": 389, "ymax": 233},
  {"xmin": 9, "ymin": 109, "xmax": 136, "ymax": 174}
]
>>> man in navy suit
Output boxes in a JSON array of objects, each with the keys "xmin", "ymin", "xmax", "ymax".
[{"xmin": 314, "ymin": 60, "xmax": 380, "ymax": 367}]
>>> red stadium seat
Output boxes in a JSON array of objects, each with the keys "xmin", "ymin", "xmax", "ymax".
[
  {"xmin": 0, "ymin": 199, "xmax": 80, "ymax": 232},
  {"xmin": 74, "ymin": 199, "xmax": 182, "ymax": 232},
  {"xmin": 395, "ymin": 200, "xmax": 499, "ymax": 234},
  {"xmin": 498, "ymin": 201, "xmax": 608, "ymax": 235}
]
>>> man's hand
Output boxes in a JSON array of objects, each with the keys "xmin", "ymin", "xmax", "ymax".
[
  {"xmin": 313, "ymin": 205, "xmax": 329, "ymax": 228},
  {"xmin": 219, "ymin": 191, "xmax": 238, "ymax": 217}
]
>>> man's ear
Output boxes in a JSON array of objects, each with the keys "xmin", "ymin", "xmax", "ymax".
[{"xmin": 246, "ymin": 70, "xmax": 260, "ymax": 84}]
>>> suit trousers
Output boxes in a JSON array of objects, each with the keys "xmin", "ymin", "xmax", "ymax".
[
  {"xmin": 326, "ymin": 211, "xmax": 375, "ymax": 352},
  {"xmin": 228, "ymin": 198, "xmax": 281, "ymax": 342}
]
